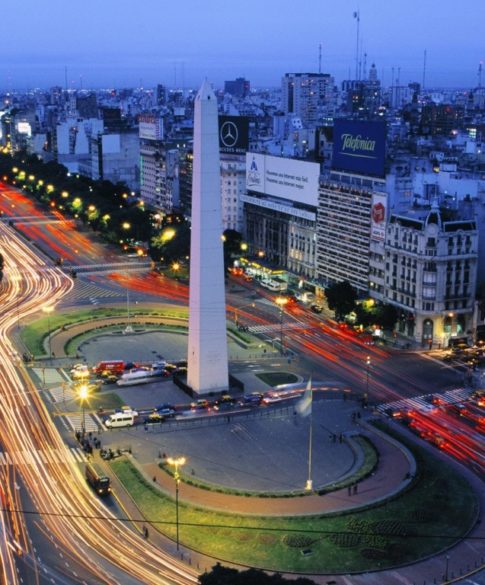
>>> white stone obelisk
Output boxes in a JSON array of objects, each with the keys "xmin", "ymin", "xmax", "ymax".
[{"xmin": 187, "ymin": 80, "xmax": 229, "ymax": 395}]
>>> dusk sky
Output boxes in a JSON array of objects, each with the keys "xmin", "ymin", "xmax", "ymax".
[{"xmin": 3, "ymin": 0, "xmax": 483, "ymax": 90}]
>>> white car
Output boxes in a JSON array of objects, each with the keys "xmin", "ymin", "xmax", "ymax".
[{"xmin": 70, "ymin": 364, "xmax": 89, "ymax": 379}]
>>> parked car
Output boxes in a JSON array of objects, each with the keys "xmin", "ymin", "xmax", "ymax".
[{"xmin": 310, "ymin": 304, "xmax": 323, "ymax": 314}]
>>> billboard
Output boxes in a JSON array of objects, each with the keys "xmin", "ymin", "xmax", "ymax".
[
  {"xmin": 246, "ymin": 153, "xmax": 319, "ymax": 207},
  {"xmin": 332, "ymin": 119, "xmax": 386, "ymax": 177},
  {"xmin": 370, "ymin": 193, "xmax": 387, "ymax": 242},
  {"xmin": 218, "ymin": 116, "xmax": 249, "ymax": 155},
  {"xmin": 139, "ymin": 115, "xmax": 163, "ymax": 140}
]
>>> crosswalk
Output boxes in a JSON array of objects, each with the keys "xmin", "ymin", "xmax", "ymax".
[
  {"xmin": 376, "ymin": 387, "xmax": 473, "ymax": 415},
  {"xmin": 248, "ymin": 322, "xmax": 304, "ymax": 334},
  {"xmin": 63, "ymin": 413, "xmax": 105, "ymax": 434},
  {"xmin": 60, "ymin": 280, "xmax": 125, "ymax": 304},
  {"xmin": 45, "ymin": 384, "xmax": 77, "ymax": 403},
  {"xmin": 0, "ymin": 447, "xmax": 87, "ymax": 466}
]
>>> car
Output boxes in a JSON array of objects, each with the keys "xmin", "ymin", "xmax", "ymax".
[
  {"xmin": 156, "ymin": 404, "xmax": 176, "ymax": 417},
  {"xmin": 73, "ymin": 381, "xmax": 102, "ymax": 393},
  {"xmin": 244, "ymin": 275, "xmax": 253, "ymax": 282},
  {"xmin": 102, "ymin": 374, "xmax": 119, "ymax": 385},
  {"xmin": 214, "ymin": 394, "xmax": 237, "ymax": 410},
  {"xmin": 163, "ymin": 364, "xmax": 178, "ymax": 373},
  {"xmin": 310, "ymin": 304, "xmax": 323, "ymax": 314},
  {"xmin": 190, "ymin": 399, "xmax": 210, "ymax": 411},
  {"xmin": 144, "ymin": 412, "xmax": 165, "ymax": 424},
  {"xmin": 241, "ymin": 392, "xmax": 263, "ymax": 405},
  {"xmin": 70, "ymin": 364, "xmax": 90, "ymax": 379}
]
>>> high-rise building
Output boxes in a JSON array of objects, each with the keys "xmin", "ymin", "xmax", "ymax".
[
  {"xmin": 156, "ymin": 84, "xmax": 167, "ymax": 107},
  {"xmin": 282, "ymin": 73, "xmax": 335, "ymax": 128},
  {"xmin": 187, "ymin": 80, "xmax": 229, "ymax": 394},
  {"xmin": 317, "ymin": 171, "xmax": 387, "ymax": 293},
  {"xmin": 224, "ymin": 77, "xmax": 250, "ymax": 98},
  {"xmin": 139, "ymin": 114, "xmax": 179, "ymax": 212}
]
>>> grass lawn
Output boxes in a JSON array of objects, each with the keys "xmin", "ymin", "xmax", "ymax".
[
  {"xmin": 256, "ymin": 372, "xmax": 299, "ymax": 386},
  {"xmin": 20, "ymin": 307, "xmax": 188, "ymax": 356},
  {"xmin": 110, "ymin": 437, "xmax": 477, "ymax": 573}
]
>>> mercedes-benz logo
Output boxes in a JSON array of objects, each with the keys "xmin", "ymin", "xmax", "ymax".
[{"xmin": 220, "ymin": 121, "xmax": 238, "ymax": 148}]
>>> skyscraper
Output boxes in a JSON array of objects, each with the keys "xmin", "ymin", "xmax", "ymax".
[{"xmin": 187, "ymin": 81, "xmax": 229, "ymax": 395}]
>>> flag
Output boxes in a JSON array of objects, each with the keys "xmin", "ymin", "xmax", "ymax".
[
  {"xmin": 296, "ymin": 378, "xmax": 312, "ymax": 417},
  {"xmin": 353, "ymin": 10, "xmax": 360, "ymax": 19}
]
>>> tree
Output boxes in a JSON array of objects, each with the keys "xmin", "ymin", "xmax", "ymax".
[
  {"xmin": 222, "ymin": 229, "xmax": 243, "ymax": 272},
  {"xmin": 375, "ymin": 303, "xmax": 399, "ymax": 330},
  {"xmin": 149, "ymin": 219, "xmax": 190, "ymax": 264},
  {"xmin": 325, "ymin": 281, "xmax": 357, "ymax": 321},
  {"xmin": 199, "ymin": 564, "xmax": 317, "ymax": 585}
]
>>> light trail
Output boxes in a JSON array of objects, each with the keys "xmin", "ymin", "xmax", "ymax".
[{"xmin": 0, "ymin": 220, "xmax": 198, "ymax": 584}]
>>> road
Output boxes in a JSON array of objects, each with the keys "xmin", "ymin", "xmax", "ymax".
[{"xmin": 0, "ymin": 219, "xmax": 198, "ymax": 584}]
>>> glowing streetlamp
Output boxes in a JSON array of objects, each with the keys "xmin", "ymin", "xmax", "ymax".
[
  {"xmin": 122, "ymin": 221, "xmax": 131, "ymax": 230},
  {"xmin": 166, "ymin": 456, "xmax": 186, "ymax": 550},
  {"xmin": 275, "ymin": 297, "xmax": 289, "ymax": 355},
  {"xmin": 42, "ymin": 305, "xmax": 55, "ymax": 359},
  {"xmin": 234, "ymin": 302, "xmax": 255, "ymax": 328},
  {"xmin": 365, "ymin": 355, "xmax": 371, "ymax": 404},
  {"xmin": 78, "ymin": 384, "xmax": 89, "ymax": 436}
]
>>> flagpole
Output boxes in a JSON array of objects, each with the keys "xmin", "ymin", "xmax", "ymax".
[{"xmin": 305, "ymin": 385, "xmax": 313, "ymax": 491}]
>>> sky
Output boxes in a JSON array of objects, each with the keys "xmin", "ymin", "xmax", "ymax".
[{"xmin": 3, "ymin": 0, "xmax": 484, "ymax": 90}]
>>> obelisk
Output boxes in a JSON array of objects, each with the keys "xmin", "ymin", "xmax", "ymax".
[{"xmin": 187, "ymin": 80, "xmax": 229, "ymax": 394}]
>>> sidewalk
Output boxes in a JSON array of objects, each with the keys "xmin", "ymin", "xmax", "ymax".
[{"xmin": 106, "ymin": 418, "xmax": 484, "ymax": 585}]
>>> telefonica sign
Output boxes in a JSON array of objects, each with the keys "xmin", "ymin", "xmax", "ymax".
[{"xmin": 332, "ymin": 119, "xmax": 386, "ymax": 177}]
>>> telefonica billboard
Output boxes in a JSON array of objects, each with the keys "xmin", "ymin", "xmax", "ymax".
[
  {"xmin": 246, "ymin": 153, "xmax": 320, "ymax": 207},
  {"xmin": 332, "ymin": 119, "xmax": 386, "ymax": 177}
]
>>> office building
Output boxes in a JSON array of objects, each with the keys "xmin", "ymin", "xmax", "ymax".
[{"xmin": 282, "ymin": 73, "xmax": 336, "ymax": 128}]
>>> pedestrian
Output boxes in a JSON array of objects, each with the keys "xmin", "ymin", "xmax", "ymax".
[
  {"xmin": 357, "ymin": 411, "xmax": 361, "ymax": 419},
  {"xmin": 339, "ymin": 433, "xmax": 343, "ymax": 443},
  {"xmin": 353, "ymin": 484, "xmax": 358, "ymax": 495},
  {"xmin": 144, "ymin": 526, "xmax": 149, "ymax": 539},
  {"xmin": 347, "ymin": 485, "xmax": 351, "ymax": 496}
]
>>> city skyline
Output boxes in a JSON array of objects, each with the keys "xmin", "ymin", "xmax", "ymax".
[{"xmin": 3, "ymin": 0, "xmax": 483, "ymax": 90}]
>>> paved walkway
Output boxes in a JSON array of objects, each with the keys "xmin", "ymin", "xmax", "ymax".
[{"xmin": 105, "ymin": 416, "xmax": 484, "ymax": 585}]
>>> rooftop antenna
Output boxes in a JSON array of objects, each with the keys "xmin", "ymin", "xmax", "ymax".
[
  {"xmin": 318, "ymin": 43, "xmax": 322, "ymax": 74},
  {"xmin": 422, "ymin": 49, "xmax": 427, "ymax": 90},
  {"xmin": 363, "ymin": 52, "xmax": 367, "ymax": 80},
  {"xmin": 64, "ymin": 66, "xmax": 68, "ymax": 91},
  {"xmin": 353, "ymin": 9, "xmax": 360, "ymax": 79},
  {"xmin": 478, "ymin": 61, "xmax": 483, "ymax": 88}
]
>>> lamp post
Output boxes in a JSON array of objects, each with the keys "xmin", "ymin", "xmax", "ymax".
[
  {"xmin": 445, "ymin": 554, "xmax": 450, "ymax": 581},
  {"xmin": 78, "ymin": 384, "xmax": 89, "ymax": 437},
  {"xmin": 42, "ymin": 305, "xmax": 55, "ymax": 359},
  {"xmin": 365, "ymin": 355, "xmax": 371, "ymax": 393},
  {"xmin": 167, "ymin": 456, "xmax": 186, "ymax": 550},
  {"xmin": 234, "ymin": 302, "xmax": 255, "ymax": 328},
  {"xmin": 275, "ymin": 297, "xmax": 288, "ymax": 355}
]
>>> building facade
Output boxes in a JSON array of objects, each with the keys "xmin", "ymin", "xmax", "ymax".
[
  {"xmin": 383, "ymin": 206, "xmax": 478, "ymax": 345},
  {"xmin": 282, "ymin": 73, "xmax": 335, "ymax": 128},
  {"xmin": 317, "ymin": 171, "xmax": 387, "ymax": 293}
]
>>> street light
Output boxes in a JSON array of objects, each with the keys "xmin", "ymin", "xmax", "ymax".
[
  {"xmin": 366, "ymin": 356, "xmax": 371, "ymax": 391},
  {"xmin": 42, "ymin": 305, "xmax": 55, "ymax": 359},
  {"xmin": 445, "ymin": 554, "xmax": 450, "ymax": 581},
  {"xmin": 78, "ymin": 384, "xmax": 89, "ymax": 437},
  {"xmin": 166, "ymin": 456, "xmax": 186, "ymax": 550},
  {"xmin": 234, "ymin": 302, "xmax": 255, "ymax": 328},
  {"xmin": 275, "ymin": 297, "xmax": 289, "ymax": 355}
]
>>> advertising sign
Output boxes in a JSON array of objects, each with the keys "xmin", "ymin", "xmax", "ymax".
[
  {"xmin": 370, "ymin": 193, "xmax": 387, "ymax": 242},
  {"xmin": 218, "ymin": 115, "xmax": 249, "ymax": 155},
  {"xmin": 246, "ymin": 153, "xmax": 319, "ymax": 207},
  {"xmin": 332, "ymin": 119, "xmax": 386, "ymax": 177},
  {"xmin": 139, "ymin": 115, "xmax": 163, "ymax": 141}
]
